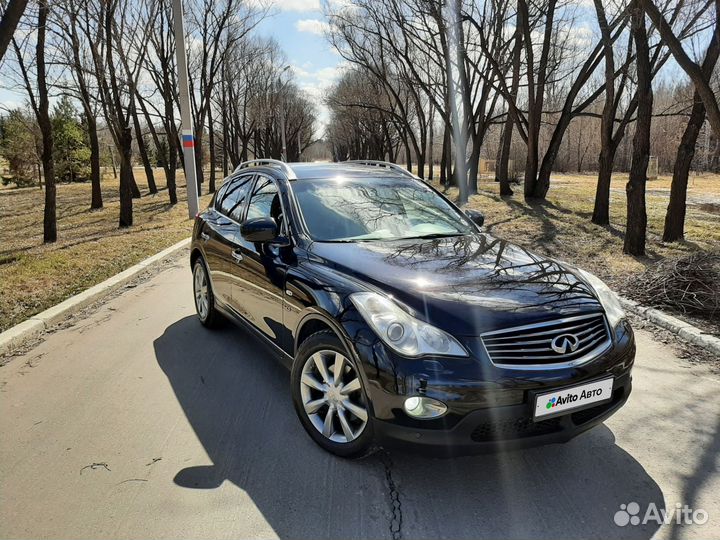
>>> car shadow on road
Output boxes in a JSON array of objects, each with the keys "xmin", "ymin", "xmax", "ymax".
[{"xmin": 154, "ymin": 316, "xmax": 664, "ymax": 540}]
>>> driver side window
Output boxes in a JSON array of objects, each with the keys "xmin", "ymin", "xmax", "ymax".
[{"xmin": 246, "ymin": 177, "xmax": 279, "ymax": 221}]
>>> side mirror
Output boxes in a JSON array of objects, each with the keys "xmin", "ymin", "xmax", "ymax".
[
  {"xmin": 241, "ymin": 217, "xmax": 278, "ymax": 243},
  {"xmin": 465, "ymin": 209, "xmax": 485, "ymax": 228}
]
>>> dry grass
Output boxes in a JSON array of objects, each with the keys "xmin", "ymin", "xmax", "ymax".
[
  {"xmin": 0, "ymin": 168, "xmax": 214, "ymax": 332},
  {"xmin": 437, "ymin": 172, "xmax": 720, "ymax": 290}
]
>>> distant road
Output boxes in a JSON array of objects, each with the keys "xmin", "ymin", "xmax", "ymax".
[{"xmin": 1, "ymin": 252, "xmax": 718, "ymax": 540}]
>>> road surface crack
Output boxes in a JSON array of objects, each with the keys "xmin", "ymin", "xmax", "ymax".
[
  {"xmin": 80, "ymin": 462, "xmax": 110, "ymax": 475},
  {"xmin": 379, "ymin": 450, "xmax": 402, "ymax": 540}
]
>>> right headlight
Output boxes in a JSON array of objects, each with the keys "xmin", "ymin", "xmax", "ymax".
[
  {"xmin": 576, "ymin": 269, "xmax": 626, "ymax": 328},
  {"xmin": 350, "ymin": 292, "xmax": 468, "ymax": 357}
]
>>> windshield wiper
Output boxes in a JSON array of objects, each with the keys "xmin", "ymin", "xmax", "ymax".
[{"xmin": 404, "ymin": 233, "xmax": 464, "ymax": 240}]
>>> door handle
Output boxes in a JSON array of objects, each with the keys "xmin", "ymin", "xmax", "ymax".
[
  {"xmin": 231, "ymin": 250, "xmax": 244, "ymax": 263},
  {"xmin": 200, "ymin": 232, "xmax": 210, "ymax": 241}
]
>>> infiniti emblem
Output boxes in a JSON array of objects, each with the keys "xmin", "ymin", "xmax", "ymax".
[{"xmin": 551, "ymin": 333, "xmax": 580, "ymax": 354}]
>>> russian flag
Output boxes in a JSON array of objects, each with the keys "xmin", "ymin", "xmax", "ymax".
[{"xmin": 182, "ymin": 131, "xmax": 194, "ymax": 148}]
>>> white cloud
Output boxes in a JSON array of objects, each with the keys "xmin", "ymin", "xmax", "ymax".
[
  {"xmin": 295, "ymin": 18, "xmax": 329, "ymax": 35},
  {"xmin": 248, "ymin": 0, "xmax": 320, "ymax": 12},
  {"xmin": 291, "ymin": 63, "xmax": 347, "ymax": 133},
  {"xmin": 290, "ymin": 65, "xmax": 312, "ymax": 78}
]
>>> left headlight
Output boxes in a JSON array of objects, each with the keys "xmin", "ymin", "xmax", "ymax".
[
  {"xmin": 576, "ymin": 269, "xmax": 626, "ymax": 328},
  {"xmin": 350, "ymin": 292, "xmax": 468, "ymax": 357}
]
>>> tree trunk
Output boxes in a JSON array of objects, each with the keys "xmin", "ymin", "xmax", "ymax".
[
  {"xmin": 624, "ymin": 4, "xmax": 652, "ymax": 256},
  {"xmin": 440, "ymin": 122, "xmax": 449, "ymax": 187},
  {"xmin": 36, "ymin": 1, "xmax": 55, "ymax": 243},
  {"xmin": 467, "ymin": 137, "xmax": 481, "ymax": 194},
  {"xmin": 498, "ymin": 119, "xmax": 514, "ymax": 197},
  {"xmin": 129, "ymin": 168, "xmax": 141, "ymax": 199},
  {"xmin": 132, "ymin": 104, "xmax": 157, "ymax": 194},
  {"xmin": 663, "ymin": 98, "xmax": 704, "ymax": 241},
  {"xmin": 208, "ymin": 105, "xmax": 216, "ymax": 193},
  {"xmin": 404, "ymin": 134, "xmax": 412, "ymax": 174},
  {"xmin": 165, "ymin": 97, "xmax": 178, "ymax": 205},
  {"xmin": 118, "ymin": 128, "xmax": 134, "ymax": 228},
  {"xmin": 0, "ymin": 0, "xmax": 28, "ymax": 63},
  {"xmin": 662, "ymin": 19, "xmax": 719, "ymax": 242},
  {"xmin": 535, "ymin": 111, "xmax": 574, "ymax": 197},
  {"xmin": 499, "ymin": 22, "xmax": 522, "ymax": 197},
  {"xmin": 591, "ymin": 0, "xmax": 616, "ymax": 226},
  {"xmin": 592, "ymin": 147, "xmax": 616, "ymax": 224},
  {"xmin": 523, "ymin": 134, "xmax": 539, "ymax": 199},
  {"xmin": 88, "ymin": 116, "xmax": 103, "ymax": 209},
  {"xmin": 109, "ymin": 145, "xmax": 118, "ymax": 179},
  {"xmin": 194, "ymin": 129, "xmax": 203, "ymax": 196},
  {"xmin": 428, "ymin": 105, "xmax": 434, "ymax": 181}
]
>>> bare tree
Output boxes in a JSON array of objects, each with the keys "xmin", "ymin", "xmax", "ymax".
[
  {"xmin": 54, "ymin": 0, "xmax": 104, "ymax": 209},
  {"xmin": 186, "ymin": 0, "xmax": 266, "ymax": 194},
  {"xmin": 11, "ymin": 0, "xmax": 56, "ymax": 242},
  {"xmin": 663, "ymin": 10, "xmax": 720, "ymax": 241},
  {"xmin": 641, "ymin": 0, "xmax": 720, "ymax": 139},
  {"xmin": 624, "ymin": 1, "xmax": 652, "ymax": 256},
  {"xmin": 591, "ymin": 0, "xmax": 711, "ymax": 225},
  {"xmin": 141, "ymin": 0, "xmax": 180, "ymax": 204},
  {"xmin": 85, "ymin": 0, "xmax": 155, "ymax": 227}
]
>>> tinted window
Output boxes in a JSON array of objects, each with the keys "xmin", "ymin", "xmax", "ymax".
[
  {"xmin": 216, "ymin": 175, "xmax": 253, "ymax": 221},
  {"xmin": 246, "ymin": 177, "xmax": 279, "ymax": 221},
  {"xmin": 213, "ymin": 181, "xmax": 230, "ymax": 210},
  {"xmin": 292, "ymin": 177, "xmax": 474, "ymax": 242}
]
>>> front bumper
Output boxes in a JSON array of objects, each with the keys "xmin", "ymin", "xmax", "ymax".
[
  {"xmin": 344, "ymin": 317, "xmax": 636, "ymax": 456},
  {"xmin": 374, "ymin": 372, "xmax": 631, "ymax": 456}
]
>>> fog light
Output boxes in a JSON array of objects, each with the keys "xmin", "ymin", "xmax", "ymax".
[{"xmin": 403, "ymin": 396, "xmax": 447, "ymax": 419}]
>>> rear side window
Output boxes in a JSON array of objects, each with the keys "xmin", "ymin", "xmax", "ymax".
[{"xmin": 216, "ymin": 175, "xmax": 254, "ymax": 221}]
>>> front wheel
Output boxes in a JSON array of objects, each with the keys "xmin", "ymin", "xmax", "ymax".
[
  {"xmin": 193, "ymin": 258, "xmax": 218, "ymax": 328},
  {"xmin": 291, "ymin": 330, "xmax": 375, "ymax": 458}
]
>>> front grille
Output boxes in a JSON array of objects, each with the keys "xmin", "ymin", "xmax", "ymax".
[
  {"xmin": 481, "ymin": 313, "xmax": 611, "ymax": 367},
  {"xmin": 470, "ymin": 415, "xmax": 562, "ymax": 442}
]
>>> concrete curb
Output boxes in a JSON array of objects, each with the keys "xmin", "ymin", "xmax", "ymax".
[
  {"xmin": 0, "ymin": 238, "xmax": 190, "ymax": 357},
  {"xmin": 620, "ymin": 298, "xmax": 720, "ymax": 357}
]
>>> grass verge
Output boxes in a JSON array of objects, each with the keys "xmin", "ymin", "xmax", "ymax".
[{"xmin": 0, "ymin": 169, "xmax": 213, "ymax": 332}]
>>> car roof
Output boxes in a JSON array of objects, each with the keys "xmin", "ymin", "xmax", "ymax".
[{"xmin": 284, "ymin": 162, "xmax": 414, "ymax": 180}]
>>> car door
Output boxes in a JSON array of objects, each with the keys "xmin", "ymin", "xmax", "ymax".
[
  {"xmin": 229, "ymin": 175, "xmax": 289, "ymax": 348},
  {"xmin": 202, "ymin": 174, "xmax": 254, "ymax": 307}
]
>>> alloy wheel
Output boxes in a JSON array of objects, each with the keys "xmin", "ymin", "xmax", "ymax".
[
  {"xmin": 193, "ymin": 263, "xmax": 209, "ymax": 320},
  {"xmin": 299, "ymin": 350, "xmax": 368, "ymax": 443}
]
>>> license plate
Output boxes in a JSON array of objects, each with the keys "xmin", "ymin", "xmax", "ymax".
[{"xmin": 534, "ymin": 377, "xmax": 614, "ymax": 420}]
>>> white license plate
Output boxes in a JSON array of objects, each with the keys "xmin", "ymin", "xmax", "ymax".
[{"xmin": 534, "ymin": 377, "xmax": 614, "ymax": 420}]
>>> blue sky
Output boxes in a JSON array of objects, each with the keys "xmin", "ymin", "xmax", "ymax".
[{"xmin": 253, "ymin": 0, "xmax": 344, "ymax": 132}]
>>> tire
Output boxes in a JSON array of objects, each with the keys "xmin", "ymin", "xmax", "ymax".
[
  {"xmin": 291, "ymin": 330, "xmax": 375, "ymax": 458},
  {"xmin": 192, "ymin": 257, "xmax": 218, "ymax": 328}
]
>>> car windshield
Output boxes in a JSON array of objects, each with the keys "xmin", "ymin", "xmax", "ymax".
[{"xmin": 292, "ymin": 177, "xmax": 475, "ymax": 242}]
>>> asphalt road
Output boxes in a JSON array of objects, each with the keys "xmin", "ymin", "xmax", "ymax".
[{"xmin": 2, "ymin": 252, "xmax": 719, "ymax": 540}]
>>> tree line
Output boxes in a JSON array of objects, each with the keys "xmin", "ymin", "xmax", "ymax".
[
  {"xmin": 323, "ymin": 0, "xmax": 720, "ymax": 255},
  {"xmin": 0, "ymin": 0, "xmax": 318, "ymax": 242}
]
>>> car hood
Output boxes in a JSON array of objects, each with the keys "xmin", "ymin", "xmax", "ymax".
[{"xmin": 306, "ymin": 233, "xmax": 603, "ymax": 335}]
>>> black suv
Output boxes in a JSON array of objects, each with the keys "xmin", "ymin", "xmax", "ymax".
[{"xmin": 190, "ymin": 159, "xmax": 634, "ymax": 457}]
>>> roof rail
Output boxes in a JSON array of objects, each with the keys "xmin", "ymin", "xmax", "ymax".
[
  {"xmin": 345, "ymin": 160, "xmax": 417, "ymax": 179},
  {"xmin": 233, "ymin": 159, "xmax": 297, "ymax": 180}
]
